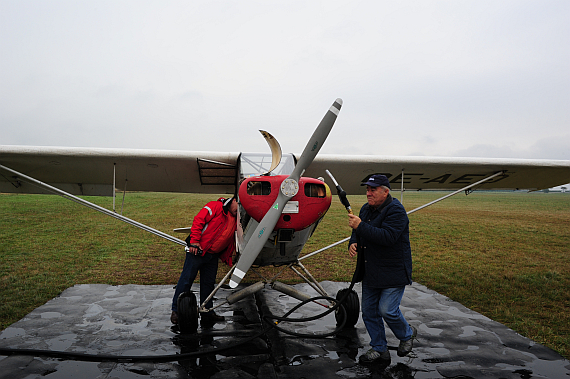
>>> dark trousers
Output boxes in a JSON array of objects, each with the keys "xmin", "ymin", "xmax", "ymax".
[{"xmin": 171, "ymin": 252, "xmax": 219, "ymax": 313}]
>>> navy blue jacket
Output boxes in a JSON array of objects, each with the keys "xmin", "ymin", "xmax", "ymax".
[{"xmin": 349, "ymin": 196, "xmax": 412, "ymax": 288}]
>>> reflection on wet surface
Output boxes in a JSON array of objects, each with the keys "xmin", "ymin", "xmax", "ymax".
[{"xmin": 0, "ymin": 282, "xmax": 569, "ymax": 378}]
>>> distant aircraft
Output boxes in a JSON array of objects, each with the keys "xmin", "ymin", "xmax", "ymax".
[{"xmin": 2, "ymin": 99, "xmax": 570, "ymax": 332}]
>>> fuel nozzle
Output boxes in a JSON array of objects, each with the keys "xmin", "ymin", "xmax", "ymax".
[{"xmin": 326, "ymin": 169, "xmax": 353, "ymax": 215}]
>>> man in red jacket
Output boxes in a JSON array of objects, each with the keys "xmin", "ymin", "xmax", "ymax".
[{"xmin": 171, "ymin": 197, "xmax": 238, "ymax": 325}]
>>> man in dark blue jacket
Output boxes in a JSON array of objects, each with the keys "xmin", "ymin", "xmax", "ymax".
[{"xmin": 348, "ymin": 174, "xmax": 417, "ymax": 364}]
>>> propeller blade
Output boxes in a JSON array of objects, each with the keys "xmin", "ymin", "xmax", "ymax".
[
  {"xmin": 259, "ymin": 130, "xmax": 282, "ymax": 175},
  {"xmin": 228, "ymin": 99, "xmax": 343, "ymax": 288},
  {"xmin": 289, "ymin": 98, "xmax": 342, "ymax": 181},
  {"xmin": 229, "ymin": 190, "xmax": 292, "ymax": 288}
]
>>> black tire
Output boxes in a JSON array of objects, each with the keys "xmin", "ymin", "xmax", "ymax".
[
  {"xmin": 177, "ymin": 291, "xmax": 198, "ymax": 334},
  {"xmin": 335, "ymin": 288, "xmax": 360, "ymax": 328}
]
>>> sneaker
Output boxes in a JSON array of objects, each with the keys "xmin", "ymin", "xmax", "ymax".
[
  {"xmin": 359, "ymin": 348, "xmax": 390, "ymax": 364},
  {"xmin": 201, "ymin": 311, "xmax": 225, "ymax": 323},
  {"xmin": 397, "ymin": 325, "xmax": 417, "ymax": 357},
  {"xmin": 170, "ymin": 311, "xmax": 178, "ymax": 325}
]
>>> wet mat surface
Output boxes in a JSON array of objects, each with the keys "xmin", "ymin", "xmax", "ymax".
[{"xmin": 1, "ymin": 282, "xmax": 569, "ymax": 378}]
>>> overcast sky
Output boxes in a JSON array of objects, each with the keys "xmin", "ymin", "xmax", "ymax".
[{"xmin": 1, "ymin": 0, "xmax": 569, "ymax": 160}]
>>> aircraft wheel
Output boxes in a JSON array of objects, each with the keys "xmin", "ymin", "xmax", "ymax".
[
  {"xmin": 335, "ymin": 288, "xmax": 360, "ymax": 328},
  {"xmin": 177, "ymin": 291, "xmax": 198, "ymax": 334}
]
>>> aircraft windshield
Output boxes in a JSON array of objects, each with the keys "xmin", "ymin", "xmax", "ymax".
[{"xmin": 239, "ymin": 153, "xmax": 295, "ymax": 178}]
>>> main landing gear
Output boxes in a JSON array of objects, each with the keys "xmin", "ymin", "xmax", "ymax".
[
  {"xmin": 177, "ymin": 292, "xmax": 199, "ymax": 334},
  {"xmin": 176, "ymin": 285, "xmax": 361, "ymax": 334},
  {"xmin": 335, "ymin": 288, "xmax": 360, "ymax": 328}
]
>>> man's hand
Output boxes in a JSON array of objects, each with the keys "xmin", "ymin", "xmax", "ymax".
[
  {"xmin": 188, "ymin": 243, "xmax": 203, "ymax": 255},
  {"xmin": 348, "ymin": 243, "xmax": 358, "ymax": 258},
  {"xmin": 348, "ymin": 214, "xmax": 361, "ymax": 230}
]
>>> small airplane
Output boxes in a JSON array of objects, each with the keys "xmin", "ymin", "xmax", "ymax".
[{"xmin": 2, "ymin": 98, "xmax": 570, "ymax": 333}]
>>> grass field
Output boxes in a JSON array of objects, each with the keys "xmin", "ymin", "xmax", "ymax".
[{"xmin": 1, "ymin": 190, "xmax": 568, "ymax": 358}]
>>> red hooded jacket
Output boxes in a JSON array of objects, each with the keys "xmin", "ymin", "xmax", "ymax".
[{"xmin": 188, "ymin": 198, "xmax": 236, "ymax": 266}]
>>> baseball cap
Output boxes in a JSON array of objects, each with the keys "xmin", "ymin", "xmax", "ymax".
[{"xmin": 361, "ymin": 174, "xmax": 391, "ymax": 189}]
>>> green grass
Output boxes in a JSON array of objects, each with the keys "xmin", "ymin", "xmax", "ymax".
[{"xmin": 1, "ymin": 191, "xmax": 569, "ymax": 359}]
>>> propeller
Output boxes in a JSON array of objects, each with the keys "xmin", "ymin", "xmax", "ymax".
[{"xmin": 229, "ymin": 99, "xmax": 343, "ymax": 288}]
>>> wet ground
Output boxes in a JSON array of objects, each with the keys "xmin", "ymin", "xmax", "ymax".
[{"xmin": 0, "ymin": 281, "xmax": 568, "ymax": 379}]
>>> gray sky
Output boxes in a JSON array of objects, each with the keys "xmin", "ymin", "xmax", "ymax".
[{"xmin": 1, "ymin": 0, "xmax": 569, "ymax": 160}]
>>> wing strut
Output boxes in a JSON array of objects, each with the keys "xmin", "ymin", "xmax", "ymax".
[
  {"xmin": 0, "ymin": 164, "xmax": 186, "ymax": 246},
  {"xmin": 113, "ymin": 163, "xmax": 116, "ymax": 212},
  {"xmin": 401, "ymin": 170, "xmax": 404, "ymax": 203},
  {"xmin": 299, "ymin": 170, "xmax": 507, "ymax": 261}
]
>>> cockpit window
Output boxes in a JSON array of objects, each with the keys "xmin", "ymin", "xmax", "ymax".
[
  {"xmin": 247, "ymin": 181, "xmax": 271, "ymax": 196},
  {"xmin": 305, "ymin": 183, "xmax": 326, "ymax": 198},
  {"xmin": 239, "ymin": 152, "xmax": 296, "ymax": 178}
]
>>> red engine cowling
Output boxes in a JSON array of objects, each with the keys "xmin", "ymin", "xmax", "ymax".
[{"xmin": 238, "ymin": 175, "xmax": 331, "ymax": 231}]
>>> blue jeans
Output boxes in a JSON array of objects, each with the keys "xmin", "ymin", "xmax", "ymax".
[
  {"xmin": 171, "ymin": 252, "xmax": 219, "ymax": 313},
  {"xmin": 361, "ymin": 285, "xmax": 413, "ymax": 352}
]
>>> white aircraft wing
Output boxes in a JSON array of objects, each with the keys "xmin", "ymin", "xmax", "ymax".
[
  {"xmin": 0, "ymin": 145, "xmax": 239, "ymax": 196},
  {"xmin": 2, "ymin": 145, "xmax": 569, "ymax": 196},
  {"xmin": 306, "ymin": 154, "xmax": 570, "ymax": 194}
]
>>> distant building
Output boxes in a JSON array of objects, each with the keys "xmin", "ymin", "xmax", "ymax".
[{"xmin": 545, "ymin": 183, "xmax": 569, "ymax": 193}]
